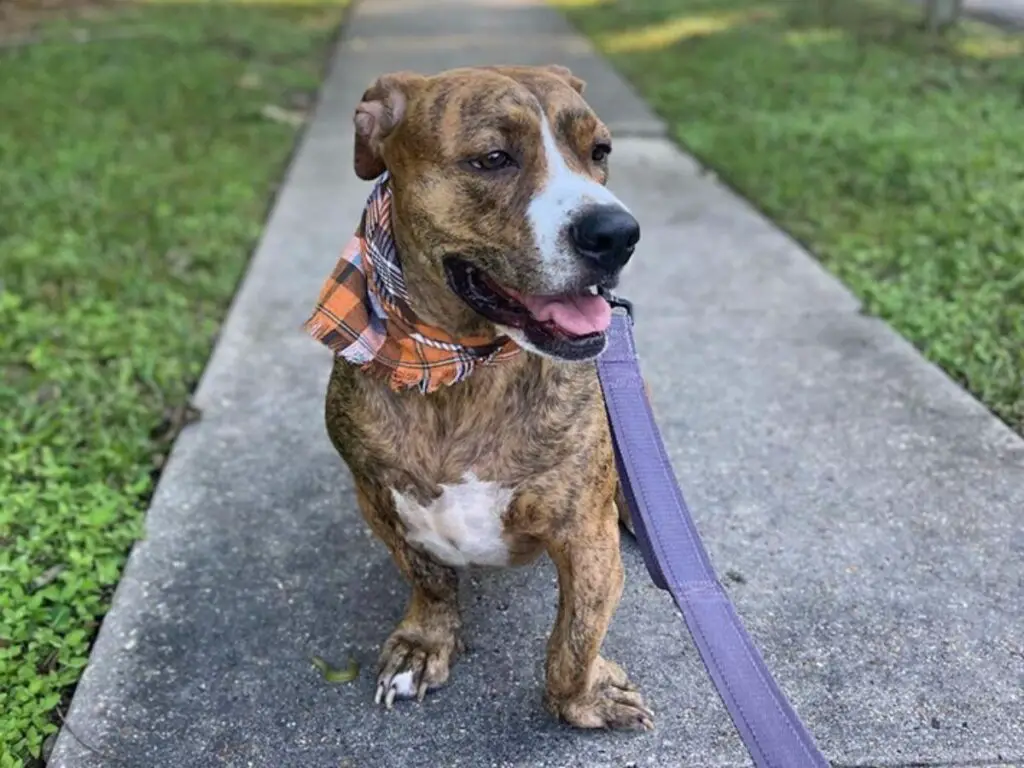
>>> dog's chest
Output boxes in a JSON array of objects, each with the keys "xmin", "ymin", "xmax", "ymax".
[
  {"xmin": 391, "ymin": 473, "xmax": 514, "ymax": 567},
  {"xmin": 331, "ymin": 356, "xmax": 603, "ymax": 567}
]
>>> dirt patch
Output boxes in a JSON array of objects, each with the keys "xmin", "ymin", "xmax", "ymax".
[{"xmin": 0, "ymin": 0, "xmax": 123, "ymax": 40}]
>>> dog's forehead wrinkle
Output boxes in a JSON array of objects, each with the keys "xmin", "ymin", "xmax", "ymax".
[
  {"xmin": 554, "ymin": 107, "xmax": 603, "ymax": 148},
  {"xmin": 417, "ymin": 71, "xmax": 589, "ymax": 162},
  {"xmin": 459, "ymin": 110, "xmax": 538, "ymax": 145},
  {"xmin": 456, "ymin": 90, "xmax": 538, "ymax": 124},
  {"xmin": 427, "ymin": 87, "xmax": 453, "ymax": 135}
]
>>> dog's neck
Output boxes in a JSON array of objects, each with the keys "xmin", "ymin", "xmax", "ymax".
[
  {"xmin": 305, "ymin": 171, "xmax": 524, "ymax": 393},
  {"xmin": 390, "ymin": 210, "xmax": 504, "ymax": 342}
]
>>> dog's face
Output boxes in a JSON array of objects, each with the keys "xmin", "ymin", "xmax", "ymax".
[{"xmin": 353, "ymin": 65, "xmax": 639, "ymax": 361}]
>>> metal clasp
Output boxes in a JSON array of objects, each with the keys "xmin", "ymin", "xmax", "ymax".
[{"xmin": 599, "ymin": 287, "xmax": 634, "ymax": 321}]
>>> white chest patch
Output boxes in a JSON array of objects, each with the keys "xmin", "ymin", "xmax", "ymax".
[{"xmin": 391, "ymin": 473, "xmax": 514, "ymax": 567}]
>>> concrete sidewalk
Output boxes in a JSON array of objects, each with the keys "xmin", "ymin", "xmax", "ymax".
[
  {"xmin": 50, "ymin": 0, "xmax": 1024, "ymax": 766},
  {"xmin": 965, "ymin": 0, "xmax": 1024, "ymax": 28},
  {"xmin": 911, "ymin": 0, "xmax": 1024, "ymax": 28}
]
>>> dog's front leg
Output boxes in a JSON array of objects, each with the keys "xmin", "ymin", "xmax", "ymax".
[
  {"xmin": 543, "ymin": 492, "xmax": 654, "ymax": 730},
  {"xmin": 354, "ymin": 481, "xmax": 462, "ymax": 708}
]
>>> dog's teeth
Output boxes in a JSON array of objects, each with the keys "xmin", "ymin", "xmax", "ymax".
[
  {"xmin": 374, "ymin": 683, "xmax": 384, "ymax": 705},
  {"xmin": 385, "ymin": 685, "xmax": 397, "ymax": 710},
  {"xmin": 587, "ymin": 285, "xmax": 599, "ymax": 295}
]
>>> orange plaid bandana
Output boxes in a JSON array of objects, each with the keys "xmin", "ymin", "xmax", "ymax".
[{"xmin": 304, "ymin": 172, "xmax": 521, "ymax": 393}]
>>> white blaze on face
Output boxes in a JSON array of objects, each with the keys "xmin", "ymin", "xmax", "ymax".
[{"xmin": 526, "ymin": 114, "xmax": 630, "ymax": 291}]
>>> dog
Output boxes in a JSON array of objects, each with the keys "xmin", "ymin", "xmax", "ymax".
[{"xmin": 305, "ymin": 64, "xmax": 652, "ymax": 731}]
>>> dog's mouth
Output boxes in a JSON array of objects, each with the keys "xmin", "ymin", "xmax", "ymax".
[{"xmin": 444, "ymin": 257, "xmax": 613, "ymax": 361}]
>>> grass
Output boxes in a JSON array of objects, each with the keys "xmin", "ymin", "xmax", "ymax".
[
  {"xmin": 0, "ymin": 2, "xmax": 346, "ymax": 764},
  {"xmin": 557, "ymin": 0, "xmax": 1024, "ymax": 432}
]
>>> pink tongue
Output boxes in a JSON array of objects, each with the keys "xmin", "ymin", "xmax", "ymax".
[{"xmin": 520, "ymin": 293, "xmax": 612, "ymax": 336}]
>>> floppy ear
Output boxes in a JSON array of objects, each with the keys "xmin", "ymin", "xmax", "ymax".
[
  {"xmin": 353, "ymin": 71, "xmax": 426, "ymax": 180},
  {"xmin": 541, "ymin": 64, "xmax": 586, "ymax": 95}
]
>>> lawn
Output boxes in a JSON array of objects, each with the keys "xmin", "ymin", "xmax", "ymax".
[
  {"xmin": 0, "ymin": 1, "xmax": 346, "ymax": 764},
  {"xmin": 557, "ymin": 0, "xmax": 1024, "ymax": 432}
]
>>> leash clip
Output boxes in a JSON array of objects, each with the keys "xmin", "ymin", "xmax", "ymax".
[{"xmin": 599, "ymin": 287, "xmax": 634, "ymax": 321}]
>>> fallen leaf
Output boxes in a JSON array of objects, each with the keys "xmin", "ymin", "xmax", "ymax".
[
  {"xmin": 34, "ymin": 382, "xmax": 61, "ymax": 405},
  {"xmin": 1, "ymin": 363, "xmax": 32, "ymax": 385},
  {"xmin": 311, "ymin": 655, "xmax": 360, "ymax": 684},
  {"xmin": 260, "ymin": 104, "xmax": 305, "ymax": 127},
  {"xmin": 153, "ymin": 401, "xmax": 202, "ymax": 445},
  {"xmin": 31, "ymin": 565, "xmax": 65, "ymax": 590},
  {"xmin": 285, "ymin": 89, "xmax": 315, "ymax": 111},
  {"xmin": 165, "ymin": 247, "xmax": 192, "ymax": 276},
  {"xmin": 37, "ymin": 649, "xmax": 59, "ymax": 675},
  {"xmin": 238, "ymin": 71, "xmax": 262, "ymax": 89}
]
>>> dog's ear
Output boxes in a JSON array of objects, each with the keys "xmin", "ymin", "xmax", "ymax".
[
  {"xmin": 353, "ymin": 71, "xmax": 426, "ymax": 180},
  {"xmin": 541, "ymin": 64, "xmax": 586, "ymax": 95}
]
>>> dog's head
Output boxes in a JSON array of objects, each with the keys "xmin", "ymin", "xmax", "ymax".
[{"xmin": 352, "ymin": 64, "xmax": 639, "ymax": 361}]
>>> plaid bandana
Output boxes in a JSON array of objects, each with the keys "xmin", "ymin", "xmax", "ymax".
[{"xmin": 304, "ymin": 172, "xmax": 521, "ymax": 393}]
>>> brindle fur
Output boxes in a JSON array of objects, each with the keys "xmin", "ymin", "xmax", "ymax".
[{"xmin": 324, "ymin": 65, "xmax": 651, "ymax": 730}]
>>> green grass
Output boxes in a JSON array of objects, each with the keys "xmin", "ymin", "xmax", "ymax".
[
  {"xmin": 0, "ymin": 2, "xmax": 346, "ymax": 764},
  {"xmin": 558, "ymin": 0, "xmax": 1024, "ymax": 431}
]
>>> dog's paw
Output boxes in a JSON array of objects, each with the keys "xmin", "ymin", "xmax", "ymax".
[
  {"xmin": 374, "ymin": 630, "xmax": 456, "ymax": 709},
  {"xmin": 549, "ymin": 658, "xmax": 654, "ymax": 731}
]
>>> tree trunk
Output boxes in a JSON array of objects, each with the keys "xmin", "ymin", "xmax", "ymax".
[{"xmin": 925, "ymin": 0, "xmax": 965, "ymax": 32}]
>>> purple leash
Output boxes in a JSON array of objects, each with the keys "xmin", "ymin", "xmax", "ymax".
[{"xmin": 596, "ymin": 305, "xmax": 829, "ymax": 768}]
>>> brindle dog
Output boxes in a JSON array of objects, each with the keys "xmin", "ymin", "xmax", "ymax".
[{"xmin": 324, "ymin": 64, "xmax": 652, "ymax": 730}]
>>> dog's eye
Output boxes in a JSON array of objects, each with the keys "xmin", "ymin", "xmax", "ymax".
[
  {"xmin": 591, "ymin": 143, "xmax": 612, "ymax": 163},
  {"xmin": 469, "ymin": 150, "xmax": 516, "ymax": 172}
]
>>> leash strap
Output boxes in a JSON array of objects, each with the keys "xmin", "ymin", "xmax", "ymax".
[{"xmin": 597, "ymin": 311, "xmax": 829, "ymax": 768}]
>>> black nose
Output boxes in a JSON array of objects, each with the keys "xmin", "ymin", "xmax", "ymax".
[{"xmin": 569, "ymin": 205, "xmax": 641, "ymax": 272}]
